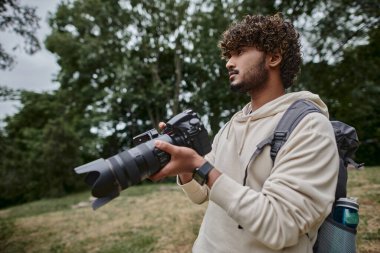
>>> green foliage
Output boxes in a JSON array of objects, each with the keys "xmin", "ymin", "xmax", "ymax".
[
  {"xmin": 0, "ymin": 86, "xmax": 20, "ymax": 101},
  {"xmin": 0, "ymin": 0, "xmax": 379, "ymax": 207},
  {"xmin": 280, "ymin": 0, "xmax": 380, "ymax": 165},
  {"xmin": 298, "ymin": 28, "xmax": 380, "ymax": 165},
  {"xmin": 44, "ymin": 0, "xmax": 277, "ymax": 139},
  {"xmin": 0, "ymin": 91, "xmax": 87, "ymax": 207},
  {"xmin": 0, "ymin": 0, "xmax": 41, "ymax": 70}
]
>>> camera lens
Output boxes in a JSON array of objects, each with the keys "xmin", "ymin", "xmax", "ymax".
[{"xmin": 74, "ymin": 109, "xmax": 211, "ymax": 209}]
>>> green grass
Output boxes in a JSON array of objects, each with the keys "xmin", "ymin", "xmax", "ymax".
[
  {"xmin": 347, "ymin": 166, "xmax": 380, "ymax": 253},
  {"xmin": 0, "ymin": 191, "xmax": 90, "ymax": 219},
  {"xmin": 0, "ymin": 183, "xmax": 205, "ymax": 253},
  {"xmin": 0, "ymin": 167, "xmax": 379, "ymax": 253},
  {"xmin": 100, "ymin": 229, "xmax": 156, "ymax": 253}
]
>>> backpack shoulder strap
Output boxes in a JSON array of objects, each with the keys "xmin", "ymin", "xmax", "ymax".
[
  {"xmin": 242, "ymin": 99, "xmax": 321, "ymax": 185},
  {"xmin": 270, "ymin": 99, "xmax": 322, "ymax": 163}
]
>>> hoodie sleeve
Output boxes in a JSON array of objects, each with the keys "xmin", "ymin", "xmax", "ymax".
[
  {"xmin": 209, "ymin": 113, "xmax": 339, "ymax": 250},
  {"xmin": 177, "ymin": 122, "xmax": 229, "ymax": 204}
]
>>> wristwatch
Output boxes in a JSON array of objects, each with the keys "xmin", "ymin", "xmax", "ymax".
[{"xmin": 193, "ymin": 161, "xmax": 214, "ymax": 185}]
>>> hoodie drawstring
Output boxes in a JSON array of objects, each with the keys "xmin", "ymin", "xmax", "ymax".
[
  {"xmin": 238, "ymin": 117, "xmax": 253, "ymax": 155},
  {"xmin": 226, "ymin": 112, "xmax": 239, "ymax": 140}
]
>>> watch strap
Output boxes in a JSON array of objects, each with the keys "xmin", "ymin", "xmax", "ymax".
[{"xmin": 193, "ymin": 161, "xmax": 214, "ymax": 185}]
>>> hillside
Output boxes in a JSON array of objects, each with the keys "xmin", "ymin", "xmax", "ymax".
[{"xmin": 1, "ymin": 167, "xmax": 379, "ymax": 253}]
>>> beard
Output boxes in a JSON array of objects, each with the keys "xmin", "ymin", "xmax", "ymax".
[{"xmin": 230, "ymin": 55, "xmax": 269, "ymax": 94}]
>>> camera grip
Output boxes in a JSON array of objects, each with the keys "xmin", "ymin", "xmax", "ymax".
[{"xmin": 153, "ymin": 147, "xmax": 171, "ymax": 168}]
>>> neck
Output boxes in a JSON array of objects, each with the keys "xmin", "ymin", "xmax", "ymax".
[{"xmin": 249, "ymin": 74, "xmax": 285, "ymax": 111}]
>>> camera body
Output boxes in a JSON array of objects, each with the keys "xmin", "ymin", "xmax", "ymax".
[{"xmin": 74, "ymin": 109, "xmax": 211, "ymax": 209}]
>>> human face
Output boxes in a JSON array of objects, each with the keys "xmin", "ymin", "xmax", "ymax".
[{"xmin": 226, "ymin": 47, "xmax": 268, "ymax": 93}]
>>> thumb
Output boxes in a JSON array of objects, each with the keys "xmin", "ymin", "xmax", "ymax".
[
  {"xmin": 155, "ymin": 140, "xmax": 176, "ymax": 154},
  {"xmin": 158, "ymin": 122, "xmax": 166, "ymax": 130}
]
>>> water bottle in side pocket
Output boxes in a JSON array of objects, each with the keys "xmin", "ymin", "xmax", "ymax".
[{"xmin": 314, "ymin": 197, "xmax": 359, "ymax": 253}]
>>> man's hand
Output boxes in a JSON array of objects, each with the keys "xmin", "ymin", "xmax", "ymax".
[{"xmin": 149, "ymin": 140, "xmax": 206, "ymax": 182}]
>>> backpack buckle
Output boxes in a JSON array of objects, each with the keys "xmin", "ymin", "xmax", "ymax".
[
  {"xmin": 270, "ymin": 131, "xmax": 289, "ymax": 162},
  {"xmin": 273, "ymin": 131, "xmax": 288, "ymax": 140}
]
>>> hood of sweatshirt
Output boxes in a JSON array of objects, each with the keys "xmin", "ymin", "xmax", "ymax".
[
  {"xmin": 236, "ymin": 91, "xmax": 328, "ymax": 121},
  {"xmin": 226, "ymin": 91, "xmax": 329, "ymax": 154}
]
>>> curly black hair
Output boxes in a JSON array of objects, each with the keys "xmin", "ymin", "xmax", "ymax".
[{"xmin": 218, "ymin": 13, "xmax": 302, "ymax": 89}]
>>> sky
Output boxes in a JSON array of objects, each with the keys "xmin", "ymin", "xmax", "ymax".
[{"xmin": 0, "ymin": 0, "xmax": 61, "ymax": 120}]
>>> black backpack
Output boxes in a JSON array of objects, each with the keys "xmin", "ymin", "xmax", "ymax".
[{"xmin": 243, "ymin": 99, "xmax": 362, "ymax": 252}]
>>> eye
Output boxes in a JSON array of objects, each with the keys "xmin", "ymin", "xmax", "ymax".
[{"xmin": 236, "ymin": 48, "xmax": 245, "ymax": 56}]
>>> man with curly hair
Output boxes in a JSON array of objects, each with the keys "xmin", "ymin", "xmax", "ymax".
[{"xmin": 151, "ymin": 13, "xmax": 339, "ymax": 253}]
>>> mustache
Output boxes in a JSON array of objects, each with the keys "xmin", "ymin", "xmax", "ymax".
[{"xmin": 228, "ymin": 69, "xmax": 239, "ymax": 76}]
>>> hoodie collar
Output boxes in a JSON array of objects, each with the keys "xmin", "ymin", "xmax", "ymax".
[
  {"xmin": 225, "ymin": 91, "xmax": 329, "ymax": 154},
  {"xmin": 235, "ymin": 91, "xmax": 329, "ymax": 122}
]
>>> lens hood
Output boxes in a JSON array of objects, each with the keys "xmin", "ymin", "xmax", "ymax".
[{"xmin": 74, "ymin": 158, "xmax": 121, "ymax": 209}]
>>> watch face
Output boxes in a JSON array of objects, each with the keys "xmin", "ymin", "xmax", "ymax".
[{"xmin": 193, "ymin": 171, "xmax": 205, "ymax": 185}]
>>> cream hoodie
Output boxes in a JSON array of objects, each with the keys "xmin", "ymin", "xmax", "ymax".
[{"xmin": 179, "ymin": 91, "xmax": 339, "ymax": 253}]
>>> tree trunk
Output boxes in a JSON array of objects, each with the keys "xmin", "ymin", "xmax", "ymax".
[{"xmin": 173, "ymin": 41, "xmax": 182, "ymax": 116}]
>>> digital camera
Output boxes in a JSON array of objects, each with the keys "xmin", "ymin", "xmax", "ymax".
[{"xmin": 74, "ymin": 109, "xmax": 211, "ymax": 209}]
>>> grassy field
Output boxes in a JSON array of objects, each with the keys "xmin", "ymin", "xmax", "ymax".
[{"xmin": 0, "ymin": 167, "xmax": 379, "ymax": 253}]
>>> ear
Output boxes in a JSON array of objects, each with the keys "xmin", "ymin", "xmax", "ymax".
[{"xmin": 267, "ymin": 53, "xmax": 282, "ymax": 68}]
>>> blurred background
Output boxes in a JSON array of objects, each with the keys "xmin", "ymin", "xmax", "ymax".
[
  {"xmin": 1, "ymin": 0, "xmax": 379, "ymax": 207},
  {"xmin": 0, "ymin": 0, "xmax": 379, "ymax": 252}
]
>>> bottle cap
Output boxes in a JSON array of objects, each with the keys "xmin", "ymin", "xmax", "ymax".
[{"xmin": 336, "ymin": 197, "xmax": 359, "ymax": 210}]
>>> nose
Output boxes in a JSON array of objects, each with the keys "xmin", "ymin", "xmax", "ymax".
[{"xmin": 226, "ymin": 57, "xmax": 235, "ymax": 70}]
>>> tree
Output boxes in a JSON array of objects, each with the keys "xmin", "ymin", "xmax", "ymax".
[
  {"xmin": 45, "ymin": 0, "xmax": 380, "ymax": 161},
  {"xmin": 298, "ymin": 28, "xmax": 380, "ymax": 165},
  {"xmin": 0, "ymin": 91, "xmax": 86, "ymax": 207},
  {"xmin": 0, "ymin": 0, "xmax": 379, "ymax": 207},
  {"xmin": 0, "ymin": 0, "xmax": 40, "ymax": 70},
  {"xmin": 45, "ymin": 0, "xmax": 277, "ymax": 141},
  {"xmin": 0, "ymin": 85, "xmax": 20, "ymax": 101},
  {"xmin": 277, "ymin": 0, "xmax": 380, "ymax": 164}
]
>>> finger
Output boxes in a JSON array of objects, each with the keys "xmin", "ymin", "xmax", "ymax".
[
  {"xmin": 155, "ymin": 140, "xmax": 176, "ymax": 154},
  {"xmin": 158, "ymin": 122, "xmax": 166, "ymax": 130},
  {"xmin": 149, "ymin": 165, "xmax": 170, "ymax": 181},
  {"xmin": 148, "ymin": 173, "xmax": 162, "ymax": 182}
]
